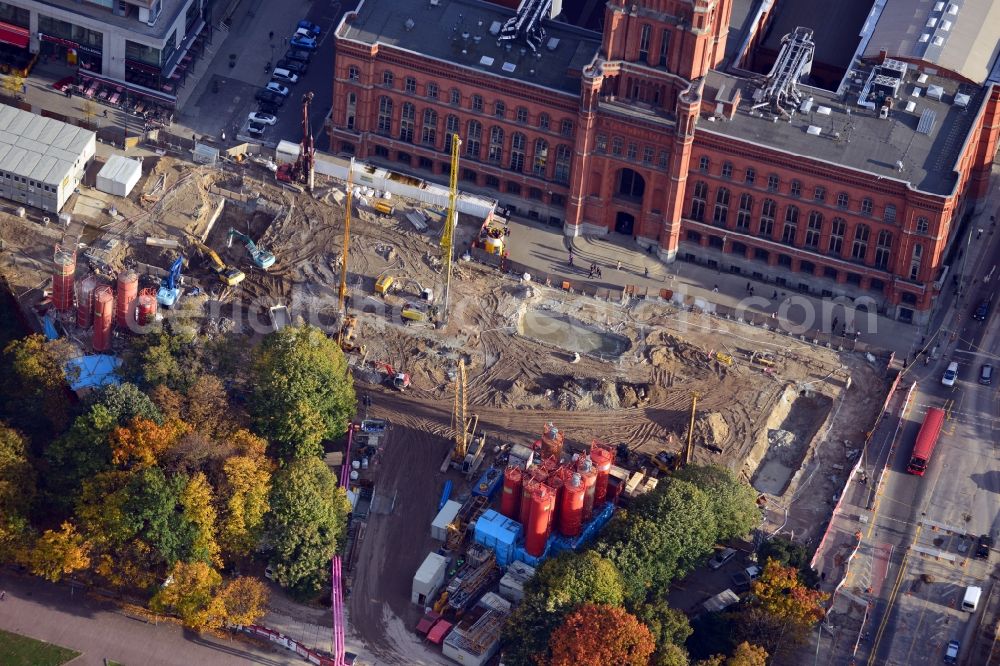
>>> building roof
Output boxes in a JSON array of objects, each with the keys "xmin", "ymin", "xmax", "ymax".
[
  {"xmin": 862, "ymin": 0, "xmax": 1000, "ymax": 84},
  {"xmin": 36, "ymin": 0, "xmax": 192, "ymax": 42},
  {"xmin": 0, "ymin": 105, "xmax": 94, "ymax": 187},
  {"xmin": 337, "ymin": 0, "xmax": 601, "ymax": 95},
  {"xmin": 702, "ymin": 66, "xmax": 984, "ymax": 196},
  {"xmin": 760, "ymin": 0, "xmax": 873, "ymax": 72}
]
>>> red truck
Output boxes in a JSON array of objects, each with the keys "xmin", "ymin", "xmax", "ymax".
[{"xmin": 906, "ymin": 407, "xmax": 946, "ymax": 475}]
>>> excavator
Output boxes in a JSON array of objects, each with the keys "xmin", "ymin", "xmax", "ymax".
[
  {"xmin": 227, "ymin": 228, "xmax": 275, "ymax": 269},
  {"xmin": 375, "ymin": 361, "xmax": 410, "ymax": 390},
  {"xmin": 156, "ymin": 255, "xmax": 184, "ymax": 307},
  {"xmin": 189, "ymin": 238, "xmax": 245, "ymax": 286},
  {"xmin": 339, "ymin": 314, "xmax": 359, "ymax": 352}
]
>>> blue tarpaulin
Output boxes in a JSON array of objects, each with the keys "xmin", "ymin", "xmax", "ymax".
[
  {"xmin": 42, "ymin": 314, "xmax": 59, "ymax": 340},
  {"xmin": 64, "ymin": 354, "xmax": 122, "ymax": 391}
]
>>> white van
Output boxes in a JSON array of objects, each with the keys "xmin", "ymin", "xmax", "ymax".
[
  {"xmin": 962, "ymin": 585, "xmax": 981, "ymax": 612},
  {"xmin": 942, "ymin": 361, "xmax": 959, "ymax": 387}
]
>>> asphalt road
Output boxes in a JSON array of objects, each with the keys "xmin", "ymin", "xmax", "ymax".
[{"xmin": 857, "ymin": 216, "xmax": 1000, "ymax": 666}]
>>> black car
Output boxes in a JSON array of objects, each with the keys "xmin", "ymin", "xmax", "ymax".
[
  {"xmin": 284, "ymin": 48, "xmax": 312, "ymax": 63},
  {"xmin": 255, "ymin": 89, "xmax": 286, "ymax": 107},
  {"xmin": 277, "ymin": 58, "xmax": 308, "ymax": 74},
  {"xmin": 258, "ymin": 101, "xmax": 280, "ymax": 116},
  {"xmin": 247, "ymin": 123, "xmax": 266, "ymax": 138},
  {"xmin": 977, "ymin": 534, "xmax": 993, "ymax": 558},
  {"xmin": 973, "ymin": 300, "xmax": 990, "ymax": 321}
]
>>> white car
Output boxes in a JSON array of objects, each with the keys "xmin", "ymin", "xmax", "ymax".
[
  {"xmin": 271, "ymin": 68, "xmax": 299, "ymax": 85},
  {"xmin": 248, "ymin": 111, "xmax": 277, "ymax": 125},
  {"xmin": 708, "ymin": 547, "xmax": 737, "ymax": 570},
  {"xmin": 265, "ymin": 81, "xmax": 290, "ymax": 97},
  {"xmin": 941, "ymin": 361, "xmax": 958, "ymax": 387}
]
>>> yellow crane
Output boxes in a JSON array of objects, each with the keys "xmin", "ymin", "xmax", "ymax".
[
  {"xmin": 336, "ymin": 159, "xmax": 354, "ymax": 351},
  {"xmin": 451, "ymin": 359, "xmax": 468, "ymax": 463},
  {"xmin": 685, "ymin": 392, "xmax": 699, "ymax": 465},
  {"xmin": 441, "ymin": 133, "xmax": 461, "ymax": 323}
]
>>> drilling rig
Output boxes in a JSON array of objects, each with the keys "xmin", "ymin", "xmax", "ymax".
[
  {"xmin": 276, "ymin": 91, "xmax": 315, "ymax": 192},
  {"xmin": 440, "ymin": 132, "xmax": 460, "ymax": 323}
]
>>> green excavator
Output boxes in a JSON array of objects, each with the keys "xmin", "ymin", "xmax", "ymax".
[{"xmin": 227, "ymin": 228, "xmax": 276, "ymax": 269}]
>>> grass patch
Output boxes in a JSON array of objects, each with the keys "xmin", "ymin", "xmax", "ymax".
[{"xmin": 0, "ymin": 629, "xmax": 80, "ymax": 666}]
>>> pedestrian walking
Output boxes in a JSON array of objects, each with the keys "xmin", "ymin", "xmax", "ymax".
[
  {"xmin": 772, "ymin": 289, "xmax": 778, "ymax": 299},
  {"xmin": 644, "ymin": 267, "xmax": 649, "ymax": 278},
  {"xmin": 746, "ymin": 281, "xmax": 751, "ymax": 293},
  {"xmin": 588, "ymin": 269, "xmax": 594, "ymax": 279},
  {"xmin": 616, "ymin": 260, "xmax": 622, "ymax": 270},
  {"xmin": 269, "ymin": 30, "xmax": 274, "ymax": 41},
  {"xmin": 103, "ymin": 109, "xmax": 108, "ymax": 118},
  {"xmin": 1, "ymin": 590, "xmax": 5, "ymax": 600},
  {"xmin": 749, "ymin": 286, "xmax": 754, "ymax": 295},
  {"xmin": 712, "ymin": 284, "xmax": 719, "ymax": 293},
  {"xmin": 832, "ymin": 317, "xmax": 838, "ymax": 332}
]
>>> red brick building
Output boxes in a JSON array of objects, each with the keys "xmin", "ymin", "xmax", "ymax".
[{"xmin": 330, "ymin": 0, "xmax": 1000, "ymax": 324}]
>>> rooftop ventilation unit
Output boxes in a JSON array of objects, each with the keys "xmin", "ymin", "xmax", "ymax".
[
  {"xmin": 911, "ymin": 87, "xmax": 923, "ymax": 97},
  {"xmin": 904, "ymin": 100, "xmax": 917, "ymax": 112},
  {"xmin": 750, "ymin": 26, "xmax": 815, "ymax": 119},
  {"xmin": 878, "ymin": 59, "xmax": 907, "ymax": 79},
  {"xmin": 933, "ymin": 36, "xmax": 945, "ymax": 46},
  {"xmin": 546, "ymin": 37, "xmax": 560, "ymax": 51},
  {"xmin": 799, "ymin": 97, "xmax": 814, "ymax": 113},
  {"xmin": 916, "ymin": 108, "xmax": 937, "ymax": 134},
  {"xmin": 872, "ymin": 74, "xmax": 901, "ymax": 99},
  {"xmin": 926, "ymin": 17, "xmax": 938, "ymax": 27},
  {"xmin": 925, "ymin": 85, "xmax": 944, "ymax": 100},
  {"xmin": 940, "ymin": 20, "xmax": 952, "ymax": 31},
  {"xmin": 489, "ymin": 21, "xmax": 502, "ymax": 35},
  {"xmin": 953, "ymin": 92, "xmax": 970, "ymax": 107},
  {"xmin": 816, "ymin": 106, "xmax": 831, "ymax": 115},
  {"xmin": 479, "ymin": 56, "xmax": 495, "ymax": 66},
  {"xmin": 405, "ymin": 18, "xmax": 415, "ymax": 30},
  {"xmin": 430, "ymin": 0, "xmax": 440, "ymax": 5},
  {"xmin": 947, "ymin": 3, "xmax": 958, "ymax": 14},
  {"xmin": 501, "ymin": 62, "xmax": 516, "ymax": 73},
  {"xmin": 917, "ymin": 73, "xmax": 928, "ymax": 83},
  {"xmin": 919, "ymin": 33, "xmax": 930, "ymax": 43},
  {"xmin": 806, "ymin": 125, "xmax": 822, "ymax": 135},
  {"xmin": 934, "ymin": 1, "xmax": 944, "ymax": 10}
]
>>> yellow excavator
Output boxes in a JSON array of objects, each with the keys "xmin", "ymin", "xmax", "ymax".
[{"xmin": 190, "ymin": 238, "xmax": 245, "ymax": 286}]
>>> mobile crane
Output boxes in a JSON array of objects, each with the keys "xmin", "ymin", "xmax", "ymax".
[{"xmin": 227, "ymin": 228, "xmax": 275, "ymax": 269}]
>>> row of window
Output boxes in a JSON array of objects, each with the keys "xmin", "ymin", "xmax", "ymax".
[
  {"xmin": 695, "ymin": 156, "xmax": 929, "ymax": 230},
  {"xmin": 348, "ymin": 66, "xmax": 575, "ymax": 136},
  {"xmin": 596, "ymin": 134, "xmax": 670, "ymax": 170},
  {"xmin": 689, "ymin": 185, "xmax": 926, "ymax": 274},
  {"xmin": 1, "ymin": 172, "xmax": 56, "ymax": 192},
  {"xmin": 373, "ymin": 97, "xmax": 572, "ymax": 183}
]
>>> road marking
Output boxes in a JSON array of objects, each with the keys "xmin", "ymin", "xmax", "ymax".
[
  {"xmin": 911, "ymin": 544, "xmax": 958, "ymax": 562},
  {"xmin": 868, "ymin": 524, "xmax": 922, "ymax": 666},
  {"xmin": 919, "ymin": 518, "xmax": 968, "ymax": 535}
]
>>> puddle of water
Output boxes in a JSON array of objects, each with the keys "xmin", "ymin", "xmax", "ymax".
[{"xmin": 519, "ymin": 310, "xmax": 630, "ymax": 358}]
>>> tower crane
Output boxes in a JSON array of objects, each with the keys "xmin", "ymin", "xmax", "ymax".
[
  {"xmin": 440, "ymin": 132, "xmax": 461, "ymax": 323},
  {"xmin": 336, "ymin": 159, "xmax": 355, "ymax": 351}
]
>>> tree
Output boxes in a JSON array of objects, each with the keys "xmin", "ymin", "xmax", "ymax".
[
  {"xmin": 218, "ymin": 454, "xmax": 272, "ymax": 562},
  {"xmin": 211, "ymin": 576, "xmax": 269, "ymax": 627},
  {"xmin": 151, "ymin": 376, "xmax": 235, "ymax": 441},
  {"xmin": 688, "ymin": 612, "xmax": 738, "ymax": 662},
  {"xmin": 758, "ymin": 536, "xmax": 819, "ymax": 588},
  {"xmin": 674, "ymin": 465, "xmax": 761, "ymax": 540},
  {"xmin": 250, "ymin": 325, "xmax": 356, "ymax": 459},
  {"xmin": 0, "ymin": 423, "xmax": 36, "ymax": 518},
  {"xmin": 3, "ymin": 72, "xmax": 25, "ymax": 99},
  {"xmin": 3, "ymin": 334, "xmax": 71, "ymax": 442},
  {"xmin": 124, "ymin": 331, "xmax": 202, "ymax": 391},
  {"xmin": 28, "ymin": 522, "xmax": 90, "ymax": 582},
  {"xmin": 726, "ymin": 642, "xmax": 769, "ymax": 666},
  {"xmin": 124, "ymin": 467, "xmax": 198, "ymax": 568},
  {"xmin": 547, "ymin": 603, "xmax": 655, "ymax": 666},
  {"xmin": 181, "ymin": 472, "xmax": 220, "ymax": 566},
  {"xmin": 228, "ymin": 429, "xmax": 268, "ymax": 458},
  {"xmin": 503, "ymin": 551, "xmax": 626, "ymax": 665},
  {"xmin": 737, "ymin": 560, "xmax": 827, "ymax": 653},
  {"xmin": 110, "ymin": 417, "xmax": 186, "ymax": 469},
  {"xmin": 633, "ymin": 599, "xmax": 693, "ymax": 654},
  {"xmin": 263, "ymin": 457, "xmax": 349, "ymax": 596},
  {"xmin": 150, "ymin": 560, "xmax": 222, "ymax": 629},
  {"xmin": 97, "ymin": 382, "xmax": 163, "ymax": 425},
  {"xmin": 81, "ymin": 98, "xmax": 97, "ymax": 125},
  {"xmin": 598, "ymin": 479, "xmax": 717, "ymax": 602},
  {"xmin": 652, "ymin": 643, "xmax": 690, "ymax": 666}
]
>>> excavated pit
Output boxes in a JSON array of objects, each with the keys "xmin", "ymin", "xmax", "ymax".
[{"xmin": 518, "ymin": 310, "xmax": 631, "ymax": 359}]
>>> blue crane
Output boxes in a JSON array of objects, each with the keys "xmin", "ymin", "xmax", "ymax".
[
  {"xmin": 157, "ymin": 255, "xmax": 184, "ymax": 307},
  {"xmin": 227, "ymin": 228, "xmax": 275, "ymax": 269}
]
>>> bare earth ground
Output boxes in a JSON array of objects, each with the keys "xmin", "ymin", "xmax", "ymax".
[{"xmin": 0, "ymin": 156, "xmax": 889, "ymax": 664}]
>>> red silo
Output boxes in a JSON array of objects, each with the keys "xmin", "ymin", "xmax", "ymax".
[
  {"xmin": 115, "ymin": 270, "xmax": 139, "ymax": 329},
  {"xmin": 519, "ymin": 477, "xmax": 538, "ymax": 527},
  {"xmin": 525, "ymin": 484, "xmax": 553, "ymax": 557},
  {"xmin": 590, "ymin": 443, "xmax": 614, "ymax": 505},
  {"xmin": 559, "ymin": 473, "xmax": 586, "ymax": 537},
  {"xmin": 75, "ymin": 275, "xmax": 97, "ymax": 328},
  {"xmin": 52, "ymin": 245, "xmax": 76, "ymax": 312},
  {"xmin": 578, "ymin": 456, "xmax": 598, "ymax": 521},
  {"xmin": 539, "ymin": 422, "xmax": 564, "ymax": 461},
  {"xmin": 92, "ymin": 286, "xmax": 114, "ymax": 352},
  {"xmin": 546, "ymin": 468, "xmax": 565, "ymax": 530},
  {"xmin": 136, "ymin": 288, "xmax": 157, "ymax": 327},
  {"xmin": 500, "ymin": 465, "xmax": 523, "ymax": 520}
]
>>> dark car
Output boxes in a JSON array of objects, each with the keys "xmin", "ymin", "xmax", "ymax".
[
  {"xmin": 255, "ymin": 89, "xmax": 286, "ymax": 107},
  {"xmin": 277, "ymin": 58, "xmax": 307, "ymax": 74},
  {"xmin": 977, "ymin": 534, "xmax": 993, "ymax": 558},
  {"xmin": 257, "ymin": 101, "xmax": 280, "ymax": 116},
  {"xmin": 247, "ymin": 123, "xmax": 266, "ymax": 138},
  {"xmin": 973, "ymin": 300, "xmax": 989, "ymax": 321},
  {"xmin": 284, "ymin": 48, "xmax": 312, "ymax": 63},
  {"xmin": 943, "ymin": 639, "xmax": 960, "ymax": 664},
  {"xmin": 298, "ymin": 19, "xmax": 321, "ymax": 38}
]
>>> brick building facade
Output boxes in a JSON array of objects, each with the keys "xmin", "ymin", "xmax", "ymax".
[{"xmin": 330, "ymin": 0, "xmax": 1000, "ymax": 324}]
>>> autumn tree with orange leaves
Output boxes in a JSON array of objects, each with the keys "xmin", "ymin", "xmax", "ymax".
[
  {"xmin": 547, "ymin": 603, "xmax": 655, "ymax": 666},
  {"xmin": 736, "ymin": 559, "xmax": 827, "ymax": 654}
]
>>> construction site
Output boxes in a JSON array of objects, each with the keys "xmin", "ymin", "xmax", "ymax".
[{"xmin": 0, "ymin": 94, "xmax": 892, "ymax": 665}]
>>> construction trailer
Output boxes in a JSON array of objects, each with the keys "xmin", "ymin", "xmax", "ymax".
[
  {"xmin": 431, "ymin": 500, "xmax": 462, "ymax": 542},
  {"xmin": 498, "ymin": 561, "xmax": 536, "ymax": 604},
  {"xmin": 412, "ymin": 552, "xmax": 449, "ymax": 606}
]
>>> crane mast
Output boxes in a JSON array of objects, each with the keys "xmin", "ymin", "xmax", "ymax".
[
  {"xmin": 338, "ymin": 158, "xmax": 354, "ymax": 313},
  {"xmin": 452, "ymin": 359, "xmax": 468, "ymax": 461},
  {"xmin": 441, "ymin": 133, "xmax": 460, "ymax": 323}
]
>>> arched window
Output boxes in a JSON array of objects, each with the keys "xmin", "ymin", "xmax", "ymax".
[
  {"xmin": 759, "ymin": 198, "xmax": 776, "ymax": 237},
  {"xmin": 713, "ymin": 187, "xmax": 729, "ymax": 226},
  {"xmin": 494, "ymin": 101, "xmax": 505, "ymax": 118},
  {"xmin": 345, "ymin": 93, "xmax": 356, "ymax": 130},
  {"xmin": 376, "ymin": 96, "xmax": 393, "ymax": 135},
  {"xmin": 805, "ymin": 212, "xmax": 822, "ymax": 248},
  {"xmin": 617, "ymin": 168, "xmax": 645, "ymax": 199},
  {"xmin": 487, "ymin": 126, "xmax": 504, "ymax": 164},
  {"xmin": 421, "ymin": 109, "xmax": 437, "ymax": 146},
  {"xmin": 781, "ymin": 205, "xmax": 798, "ymax": 244},
  {"xmin": 444, "ymin": 115, "xmax": 459, "ymax": 152},
  {"xmin": 399, "ymin": 102, "xmax": 415, "ymax": 142},
  {"xmin": 852, "ymin": 224, "xmax": 870, "ymax": 261},
  {"xmin": 466, "ymin": 120, "xmax": 482, "ymax": 159},
  {"xmin": 554, "ymin": 145, "xmax": 571, "ymax": 184},
  {"xmin": 533, "ymin": 139, "xmax": 548, "ymax": 176},
  {"xmin": 874, "ymin": 230, "xmax": 892, "ymax": 269},
  {"xmin": 690, "ymin": 181, "xmax": 707, "ymax": 221},
  {"xmin": 829, "ymin": 218, "xmax": 845, "ymax": 255},
  {"xmin": 538, "ymin": 113, "xmax": 550, "ymax": 130},
  {"xmin": 510, "ymin": 133, "xmax": 526, "ymax": 172},
  {"xmin": 736, "ymin": 193, "xmax": 753, "ymax": 230},
  {"xmin": 382, "ymin": 70, "xmax": 394, "ymax": 87},
  {"xmin": 639, "ymin": 24, "xmax": 651, "ymax": 61}
]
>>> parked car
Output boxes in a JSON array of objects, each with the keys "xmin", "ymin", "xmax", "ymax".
[
  {"xmin": 981, "ymin": 364, "xmax": 994, "ymax": 386},
  {"xmin": 977, "ymin": 534, "xmax": 994, "ymax": 558},
  {"xmin": 255, "ymin": 89, "xmax": 286, "ymax": 107},
  {"xmin": 973, "ymin": 299, "xmax": 990, "ymax": 321},
  {"xmin": 265, "ymin": 82, "xmax": 290, "ymax": 97},
  {"xmin": 943, "ymin": 639, "xmax": 960, "ymax": 664},
  {"xmin": 248, "ymin": 111, "xmax": 277, "ymax": 125},
  {"xmin": 730, "ymin": 565, "xmax": 762, "ymax": 590},
  {"xmin": 289, "ymin": 34, "xmax": 318, "ymax": 51},
  {"xmin": 247, "ymin": 123, "xmax": 266, "ymax": 138},
  {"xmin": 941, "ymin": 361, "xmax": 959, "ymax": 387},
  {"xmin": 284, "ymin": 48, "xmax": 312, "ymax": 63},
  {"xmin": 297, "ymin": 19, "xmax": 321, "ymax": 37},
  {"xmin": 708, "ymin": 547, "xmax": 737, "ymax": 570},
  {"xmin": 277, "ymin": 58, "xmax": 307, "ymax": 74},
  {"xmin": 271, "ymin": 68, "xmax": 299, "ymax": 85},
  {"xmin": 257, "ymin": 101, "xmax": 280, "ymax": 116}
]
